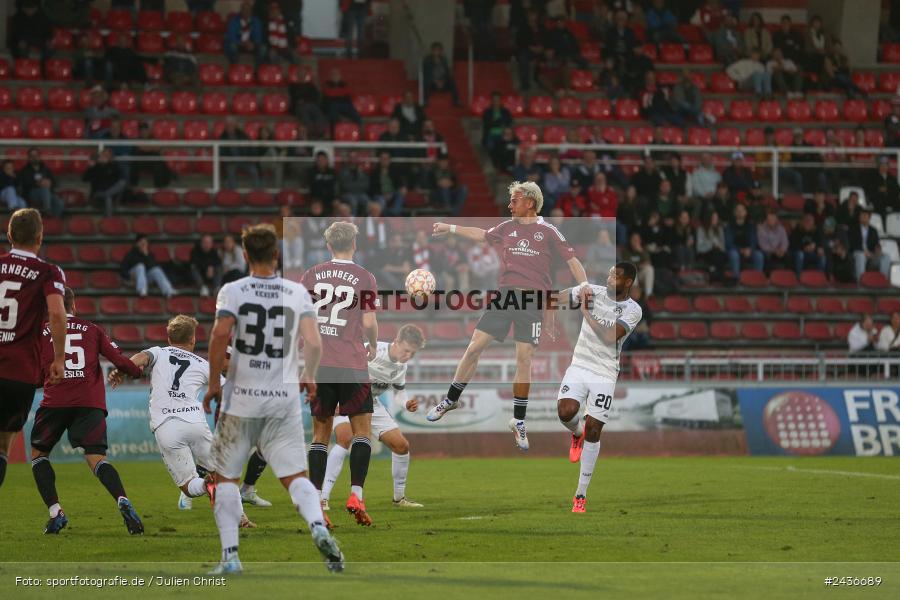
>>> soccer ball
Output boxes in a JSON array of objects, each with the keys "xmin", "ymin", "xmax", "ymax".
[{"xmin": 405, "ymin": 269, "xmax": 436, "ymax": 298}]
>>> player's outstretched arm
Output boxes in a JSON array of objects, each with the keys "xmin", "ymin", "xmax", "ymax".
[
  {"xmin": 298, "ymin": 314, "xmax": 321, "ymax": 400},
  {"xmin": 204, "ymin": 315, "xmax": 234, "ymax": 413},
  {"xmin": 108, "ymin": 351, "xmax": 151, "ymax": 388},
  {"xmin": 433, "ymin": 222, "xmax": 486, "ymax": 242},
  {"xmin": 46, "ymin": 293, "xmax": 67, "ymax": 386}
]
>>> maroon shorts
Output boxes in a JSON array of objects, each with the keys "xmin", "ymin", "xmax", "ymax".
[
  {"xmin": 0, "ymin": 377, "xmax": 37, "ymax": 432},
  {"xmin": 30, "ymin": 406, "xmax": 108, "ymax": 455},
  {"xmin": 311, "ymin": 366, "xmax": 373, "ymax": 418}
]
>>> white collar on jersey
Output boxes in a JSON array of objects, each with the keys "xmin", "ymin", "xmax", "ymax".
[
  {"xmin": 250, "ymin": 274, "xmax": 277, "ymax": 279},
  {"xmin": 10, "ymin": 248, "xmax": 37, "ymax": 258},
  {"xmin": 331, "ymin": 258, "xmax": 354, "ymax": 264}
]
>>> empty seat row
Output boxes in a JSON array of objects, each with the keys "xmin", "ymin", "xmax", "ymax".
[
  {"xmin": 658, "ymin": 294, "xmax": 899, "ymax": 316},
  {"xmin": 75, "ymin": 295, "xmax": 216, "ymax": 317},
  {"xmin": 650, "ymin": 321, "xmax": 856, "ymax": 343},
  {"xmin": 110, "ymin": 323, "xmax": 209, "ymax": 346},
  {"xmin": 738, "ymin": 269, "xmax": 890, "ymax": 290},
  {"xmin": 58, "ymin": 215, "xmax": 263, "ymax": 238},
  {"xmin": 0, "ymin": 117, "xmax": 300, "ymax": 141}
]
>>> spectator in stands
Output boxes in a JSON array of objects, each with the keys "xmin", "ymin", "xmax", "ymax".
[
  {"xmin": 722, "ymin": 152, "xmax": 756, "ymax": 196},
  {"xmin": 757, "ymin": 209, "xmax": 790, "ymax": 272},
  {"xmin": 266, "ymin": 1, "xmax": 296, "ymax": 64},
  {"xmin": 302, "ymin": 200, "xmax": 331, "ymax": 264},
  {"xmin": 276, "ymin": 204, "xmax": 304, "ymax": 270},
  {"xmin": 699, "ymin": 182, "xmax": 735, "ymax": 223},
  {"xmin": 671, "ymin": 71, "xmax": 706, "ymax": 125},
  {"xmin": 131, "ymin": 122, "xmax": 174, "ymax": 188},
  {"xmin": 789, "ymin": 128, "xmax": 829, "ymax": 193},
  {"xmin": 835, "ymin": 190, "xmax": 861, "ymax": 229},
  {"xmin": 391, "ymin": 91, "xmax": 426, "ymax": 138},
  {"xmin": 865, "ymin": 156, "xmax": 900, "ymax": 216},
  {"xmin": 804, "ymin": 15, "xmax": 829, "ymax": 72},
  {"xmin": 605, "ymin": 9, "xmax": 636, "ymax": 79},
  {"xmin": 572, "ymin": 149, "xmax": 601, "ymax": 189},
  {"xmin": 725, "ymin": 203, "xmax": 764, "ymax": 276},
  {"xmin": 220, "ymin": 234, "xmax": 247, "ymax": 284},
  {"xmin": 662, "ymin": 153, "xmax": 688, "ymax": 200},
  {"xmin": 84, "ymin": 86, "xmax": 120, "ymax": 140},
  {"xmin": 482, "ymin": 92, "xmax": 514, "ymax": 154},
  {"xmin": 418, "ymin": 119, "xmax": 445, "ymax": 167},
  {"xmin": 632, "ymin": 155, "xmax": 663, "ymax": 203},
  {"xmin": 616, "ymin": 184, "xmax": 640, "ymax": 242},
  {"xmin": 164, "ymin": 33, "xmax": 199, "ymax": 88},
  {"xmin": 1, "ymin": 161, "xmax": 27, "ymax": 211},
  {"xmin": 190, "ymin": 234, "xmax": 222, "ymax": 297},
  {"xmin": 791, "ymin": 213, "xmax": 827, "ymax": 275},
  {"xmin": 369, "ymin": 151, "xmax": 408, "ymax": 216},
  {"xmin": 696, "ymin": 211, "xmax": 727, "ymax": 282},
  {"xmin": 587, "ymin": 2, "xmax": 612, "ymax": 39},
  {"xmin": 7, "ymin": 0, "xmax": 52, "ymax": 61},
  {"xmin": 256, "ymin": 126, "xmax": 285, "ymax": 188},
  {"xmin": 432, "ymin": 234, "xmax": 470, "ymax": 290},
  {"xmin": 515, "ymin": 10, "xmax": 543, "ymax": 91},
  {"xmin": 741, "ymin": 14, "xmax": 772, "ymax": 57},
  {"xmin": 880, "ymin": 4, "xmax": 900, "ymax": 43},
  {"xmin": 745, "ymin": 181, "xmax": 772, "ymax": 224},
  {"xmin": 467, "ymin": 241, "xmax": 501, "ymax": 289},
  {"xmin": 652, "ymin": 178, "xmax": 677, "ymax": 221},
  {"xmin": 696, "ymin": 0, "xmax": 727, "ymax": 42},
  {"xmin": 544, "ymin": 15, "xmax": 587, "ymax": 68},
  {"xmin": 687, "ymin": 153, "xmax": 722, "ymax": 200},
  {"xmin": 337, "ymin": 152, "xmax": 371, "ymax": 215},
  {"xmin": 639, "ymin": 71, "xmax": 683, "ymax": 127},
  {"xmin": 596, "ymin": 58, "xmax": 626, "ymax": 100},
  {"xmin": 727, "ymin": 48, "xmax": 772, "ymax": 97},
  {"xmin": 819, "ymin": 42, "xmax": 866, "ymax": 98},
  {"xmin": 535, "ymin": 47, "xmax": 568, "ymax": 95},
  {"xmin": 74, "ymin": 32, "xmax": 111, "ymax": 88},
  {"xmin": 513, "ymin": 148, "xmax": 543, "ymax": 185},
  {"xmin": 823, "ymin": 217, "xmax": 856, "ymax": 283},
  {"xmin": 645, "ymin": 0, "xmax": 681, "ymax": 43},
  {"xmin": 83, "ymin": 149, "xmax": 127, "ymax": 217},
  {"xmin": 307, "ymin": 151, "xmax": 337, "ymax": 213},
  {"xmin": 225, "ymin": 0, "xmax": 265, "ymax": 65},
  {"xmin": 422, "ymin": 42, "xmax": 461, "ymax": 106},
  {"xmin": 342, "ymin": 0, "xmax": 370, "ymax": 58},
  {"xmin": 877, "ymin": 311, "xmax": 900, "ymax": 352},
  {"xmin": 885, "ymin": 99, "xmax": 900, "ymax": 148},
  {"xmin": 542, "ymin": 157, "xmax": 570, "ymax": 214},
  {"xmin": 491, "ymin": 127, "xmax": 519, "ymax": 173},
  {"xmin": 625, "ymin": 44, "xmax": 655, "ymax": 95},
  {"xmin": 804, "ymin": 190, "xmax": 835, "ymax": 225},
  {"xmin": 322, "ymin": 68, "xmax": 362, "ymax": 132},
  {"xmin": 672, "ymin": 210, "xmax": 695, "ymax": 271},
  {"xmin": 426, "ymin": 155, "xmax": 467, "ymax": 216},
  {"xmin": 105, "ymin": 32, "xmax": 147, "ymax": 85},
  {"xmin": 220, "ymin": 117, "xmax": 261, "ymax": 189},
  {"xmin": 850, "ymin": 209, "xmax": 892, "ymax": 281},
  {"xmin": 557, "ymin": 181, "xmax": 587, "ymax": 217},
  {"xmin": 17, "ymin": 149, "xmax": 64, "ymax": 218},
  {"xmin": 767, "ymin": 47, "xmax": 803, "ymax": 97},
  {"xmin": 623, "ymin": 232, "xmax": 655, "ymax": 296},
  {"xmin": 120, "ymin": 235, "xmax": 175, "ymax": 298},
  {"xmin": 847, "ymin": 313, "xmax": 879, "ymax": 353},
  {"xmin": 773, "ymin": 14, "xmax": 804, "ymax": 64},
  {"xmin": 586, "ymin": 172, "xmax": 617, "ymax": 218},
  {"xmin": 642, "ymin": 210, "xmax": 675, "ymax": 271},
  {"xmin": 585, "ymin": 228, "xmax": 617, "ymax": 280},
  {"xmin": 102, "ymin": 120, "xmax": 134, "ymax": 184},
  {"xmin": 379, "ymin": 233, "xmax": 413, "ymax": 290},
  {"xmin": 711, "ymin": 13, "xmax": 745, "ymax": 66}
]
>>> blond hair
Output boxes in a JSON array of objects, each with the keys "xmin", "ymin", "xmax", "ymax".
[
  {"xmin": 167, "ymin": 315, "xmax": 198, "ymax": 345},
  {"xmin": 508, "ymin": 181, "xmax": 544, "ymax": 214},
  {"xmin": 324, "ymin": 221, "xmax": 359, "ymax": 253},
  {"xmin": 396, "ymin": 324, "xmax": 426, "ymax": 349}
]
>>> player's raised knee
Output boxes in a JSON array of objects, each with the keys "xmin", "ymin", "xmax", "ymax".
[{"xmin": 557, "ymin": 399, "xmax": 579, "ymax": 422}]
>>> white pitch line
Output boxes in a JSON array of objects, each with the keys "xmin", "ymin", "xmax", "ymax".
[
  {"xmin": 458, "ymin": 516, "xmax": 486, "ymax": 520},
  {"xmin": 749, "ymin": 465, "xmax": 900, "ymax": 481}
]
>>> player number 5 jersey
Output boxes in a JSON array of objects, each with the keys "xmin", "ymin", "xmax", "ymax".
[
  {"xmin": 216, "ymin": 275, "xmax": 316, "ymax": 418},
  {"xmin": 145, "ymin": 346, "xmax": 221, "ymax": 431},
  {"xmin": 570, "ymin": 285, "xmax": 642, "ymax": 380}
]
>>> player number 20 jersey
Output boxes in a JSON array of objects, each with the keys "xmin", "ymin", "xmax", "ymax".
[
  {"xmin": 145, "ymin": 345, "xmax": 222, "ymax": 431},
  {"xmin": 569, "ymin": 285, "xmax": 642, "ymax": 380},
  {"xmin": 216, "ymin": 275, "xmax": 316, "ymax": 418}
]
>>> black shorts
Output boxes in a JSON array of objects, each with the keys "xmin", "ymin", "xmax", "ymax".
[
  {"xmin": 475, "ymin": 288, "xmax": 545, "ymax": 345},
  {"xmin": 0, "ymin": 378, "xmax": 37, "ymax": 432},
  {"xmin": 30, "ymin": 406, "xmax": 108, "ymax": 455},
  {"xmin": 311, "ymin": 367, "xmax": 373, "ymax": 418}
]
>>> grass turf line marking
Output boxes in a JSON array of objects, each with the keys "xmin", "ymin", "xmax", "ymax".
[
  {"xmin": 458, "ymin": 516, "xmax": 486, "ymax": 520},
  {"xmin": 746, "ymin": 465, "xmax": 900, "ymax": 481}
]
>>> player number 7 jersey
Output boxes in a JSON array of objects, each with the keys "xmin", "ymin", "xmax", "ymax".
[{"xmin": 145, "ymin": 346, "xmax": 222, "ymax": 431}]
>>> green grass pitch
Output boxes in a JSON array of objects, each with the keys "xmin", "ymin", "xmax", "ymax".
[{"xmin": 1, "ymin": 456, "xmax": 898, "ymax": 599}]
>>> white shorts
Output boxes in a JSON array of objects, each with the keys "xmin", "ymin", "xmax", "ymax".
[
  {"xmin": 332, "ymin": 400, "xmax": 398, "ymax": 439},
  {"xmin": 154, "ymin": 418, "xmax": 213, "ymax": 487},
  {"xmin": 211, "ymin": 412, "xmax": 308, "ymax": 480},
  {"xmin": 557, "ymin": 365, "xmax": 616, "ymax": 424}
]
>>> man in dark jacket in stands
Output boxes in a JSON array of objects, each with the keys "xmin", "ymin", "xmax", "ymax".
[
  {"xmin": 307, "ymin": 151, "xmax": 337, "ymax": 213},
  {"xmin": 17, "ymin": 148, "xmax": 64, "ymax": 218},
  {"xmin": 422, "ymin": 42, "xmax": 461, "ymax": 106},
  {"xmin": 725, "ymin": 203, "xmax": 764, "ymax": 276},
  {"xmin": 482, "ymin": 91, "xmax": 513, "ymax": 153},
  {"xmin": 391, "ymin": 91, "xmax": 426, "ymax": 138},
  {"xmin": 7, "ymin": 0, "xmax": 53, "ymax": 61},
  {"xmin": 368, "ymin": 151, "xmax": 408, "ymax": 216},
  {"xmin": 82, "ymin": 149, "xmax": 127, "ymax": 217},
  {"xmin": 120, "ymin": 235, "xmax": 175, "ymax": 298},
  {"xmin": 190, "ymin": 234, "xmax": 222, "ymax": 298}
]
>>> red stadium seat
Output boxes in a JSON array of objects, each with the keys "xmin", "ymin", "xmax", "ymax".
[
  {"xmin": 558, "ymin": 97, "xmax": 583, "ymax": 119},
  {"xmin": 711, "ymin": 322, "xmax": 736, "ymax": 340},
  {"xmin": 199, "ymin": 63, "xmax": 225, "ymax": 86},
  {"xmin": 729, "ymin": 100, "xmax": 754, "ymax": 121},
  {"xmin": 136, "ymin": 32, "xmax": 166, "ymax": 54},
  {"xmin": 194, "ymin": 33, "xmax": 223, "ymax": 53},
  {"xmin": 774, "ymin": 128, "xmax": 794, "ymax": 146},
  {"xmin": 215, "ymin": 190, "xmax": 242, "ymax": 207},
  {"xmin": 649, "ymin": 322, "xmax": 676, "ymax": 340},
  {"xmin": 757, "ymin": 100, "xmax": 782, "ymax": 121},
  {"xmin": 543, "ymin": 126, "xmax": 567, "ymax": 144},
  {"xmin": 334, "ymin": 122, "xmax": 360, "ymax": 141},
  {"xmin": 772, "ymin": 322, "xmax": 801, "ymax": 339},
  {"xmin": 710, "ymin": 72, "xmax": 735, "ymax": 92},
  {"xmin": 67, "ymin": 149, "xmax": 91, "ymax": 174},
  {"xmin": 780, "ymin": 194, "xmax": 805, "ymax": 212},
  {"xmin": 196, "ymin": 11, "xmax": 225, "ymax": 34},
  {"xmin": 814, "ymin": 100, "xmax": 839, "ymax": 121},
  {"xmin": 202, "ymin": 92, "xmax": 228, "ymax": 114},
  {"xmin": 45, "ymin": 59, "xmax": 72, "ymax": 81},
  {"xmin": 263, "ymin": 93, "xmax": 289, "ymax": 115},
  {"xmin": 693, "ymin": 296, "xmax": 722, "ymax": 312},
  {"xmin": 581, "ymin": 42, "xmax": 602, "ymax": 63},
  {"xmin": 258, "ymin": 64, "xmax": 284, "ymax": 86},
  {"xmin": 245, "ymin": 190, "xmax": 273, "ymax": 207},
  {"xmin": 272, "ymin": 120, "xmax": 298, "ymax": 141},
  {"xmin": 877, "ymin": 298, "xmax": 900, "ymax": 314},
  {"xmin": 134, "ymin": 297, "xmax": 165, "ymax": 316},
  {"xmin": 168, "ymin": 297, "xmax": 197, "ymax": 314},
  {"xmin": 701, "ymin": 99, "xmax": 725, "ymax": 121},
  {"xmin": 171, "ymin": 91, "xmax": 198, "ymax": 114},
  {"xmin": 132, "ymin": 216, "xmax": 160, "ymax": 236},
  {"xmin": 183, "ymin": 120, "xmax": 209, "ymax": 140},
  {"xmin": 380, "ymin": 95, "xmax": 401, "ymax": 115},
  {"xmin": 232, "ymin": 92, "xmax": 259, "ymax": 115},
  {"xmin": 227, "ymin": 216, "xmax": 253, "ymax": 235},
  {"xmin": 184, "ymin": 190, "xmax": 212, "ymax": 208},
  {"xmin": 741, "ymin": 322, "xmax": 769, "ymax": 340},
  {"xmin": 629, "ymin": 126, "xmax": 653, "ymax": 145},
  {"xmin": 847, "ymin": 297, "xmax": 875, "ymax": 314},
  {"xmin": 64, "ymin": 272, "xmax": 86, "ymax": 288},
  {"xmin": 145, "ymin": 325, "xmax": 169, "ymax": 343},
  {"xmin": 14, "ymin": 59, "xmax": 41, "ymax": 80},
  {"xmin": 363, "ymin": 122, "xmax": 387, "ymax": 141},
  {"xmin": 90, "ymin": 271, "xmax": 121, "ymax": 290},
  {"xmin": 843, "ymin": 99, "xmax": 868, "ymax": 122},
  {"xmin": 16, "ymin": 87, "xmax": 43, "ymax": 110},
  {"xmin": 152, "ymin": 190, "xmax": 180, "ymax": 207},
  {"xmin": 353, "ymin": 94, "xmax": 378, "ymax": 116},
  {"xmin": 785, "ymin": 100, "xmax": 811, "ymax": 122},
  {"xmin": 106, "ymin": 9, "xmax": 133, "ymax": 29},
  {"xmin": 228, "ymin": 64, "xmax": 256, "ymax": 86},
  {"xmin": 834, "ymin": 322, "xmax": 854, "ymax": 340},
  {"xmin": 657, "ymin": 71, "xmax": 679, "ymax": 86},
  {"xmin": 75, "ymin": 298, "xmax": 97, "ymax": 316},
  {"xmin": 26, "ymin": 118, "xmax": 53, "ymax": 139},
  {"xmin": 570, "ymin": 69, "xmax": 594, "ymax": 91},
  {"xmin": 744, "ymin": 128, "xmax": 765, "ymax": 146},
  {"xmin": 688, "ymin": 44, "xmax": 714, "ymax": 63},
  {"xmin": 433, "ymin": 322, "xmax": 465, "ymax": 340},
  {"xmin": 870, "ymin": 99, "xmax": 891, "ymax": 121},
  {"xmin": 755, "ymin": 296, "xmax": 783, "ymax": 313},
  {"xmin": 99, "ymin": 217, "xmax": 130, "ymax": 237},
  {"xmin": 688, "ymin": 127, "xmax": 713, "ymax": 146},
  {"xmin": 50, "ymin": 29, "xmax": 74, "ymax": 51},
  {"xmin": 883, "ymin": 42, "xmax": 900, "ymax": 63},
  {"xmin": 287, "ymin": 65, "xmax": 313, "ymax": 84},
  {"xmin": 151, "ymin": 120, "xmax": 179, "ymax": 140},
  {"xmin": 663, "ymin": 296, "xmax": 691, "ymax": 313},
  {"xmin": 528, "ymin": 96, "xmax": 555, "ymax": 118},
  {"xmin": 101, "ymin": 297, "xmax": 130, "ymax": 316},
  {"xmin": 679, "ymin": 24, "xmax": 704, "ymax": 43},
  {"xmin": 197, "ymin": 216, "xmax": 224, "ymax": 235},
  {"xmin": 600, "ymin": 126, "xmax": 625, "ymax": 144},
  {"xmin": 137, "ymin": 10, "xmax": 164, "ymax": 31},
  {"xmin": 110, "ymin": 90, "xmax": 137, "ymax": 113},
  {"xmin": 659, "ymin": 43, "xmax": 685, "ymax": 63},
  {"xmin": 0, "ymin": 87, "xmax": 10, "ymax": 111},
  {"xmin": 689, "ymin": 71, "xmax": 708, "ymax": 91},
  {"xmin": 771, "ymin": 269, "xmax": 798, "ymax": 289},
  {"xmin": 739, "ymin": 270, "xmax": 768, "ymax": 287},
  {"xmin": 640, "ymin": 43, "xmax": 657, "ymax": 60},
  {"xmin": 514, "ymin": 125, "xmax": 538, "ymax": 144},
  {"xmin": 44, "ymin": 246, "xmax": 74, "ymax": 264},
  {"xmin": 141, "ymin": 90, "xmax": 168, "ymax": 113},
  {"xmin": 163, "ymin": 216, "xmax": 192, "ymax": 236},
  {"xmin": 716, "ymin": 127, "xmax": 741, "ymax": 146},
  {"xmin": 502, "ymin": 94, "xmax": 525, "ymax": 117},
  {"xmin": 679, "ymin": 322, "xmax": 708, "ymax": 340},
  {"xmin": 879, "ymin": 71, "xmax": 900, "ymax": 93},
  {"xmin": 723, "ymin": 296, "xmax": 752, "ymax": 313},
  {"xmin": 614, "ymin": 99, "xmax": 640, "ymax": 121},
  {"xmin": 77, "ymin": 246, "xmax": 107, "ymax": 264},
  {"xmin": 865, "ymin": 130, "xmax": 885, "ymax": 147},
  {"xmin": 658, "ymin": 126, "xmax": 683, "ymax": 144},
  {"xmin": 166, "ymin": 11, "xmax": 194, "ymax": 33},
  {"xmin": 799, "ymin": 270, "xmax": 829, "ymax": 288},
  {"xmin": 852, "ymin": 72, "xmax": 876, "ymax": 93},
  {"xmin": 277, "ymin": 189, "xmax": 304, "ymax": 206},
  {"xmin": 804, "ymin": 322, "xmax": 833, "ymax": 341},
  {"xmin": 112, "ymin": 325, "xmax": 143, "ymax": 345},
  {"xmin": 469, "ymin": 94, "xmax": 490, "ymax": 115},
  {"xmin": 803, "ymin": 129, "xmax": 826, "ymax": 146},
  {"xmin": 816, "ymin": 297, "xmax": 844, "ymax": 314},
  {"xmin": 586, "ymin": 98, "xmax": 611, "ymax": 120},
  {"xmin": 786, "ymin": 296, "xmax": 813, "ymax": 313}
]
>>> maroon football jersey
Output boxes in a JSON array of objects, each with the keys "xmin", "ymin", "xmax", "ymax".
[
  {"xmin": 484, "ymin": 217, "xmax": 576, "ymax": 290},
  {"xmin": 301, "ymin": 258, "xmax": 377, "ymax": 371},
  {"xmin": 39, "ymin": 316, "xmax": 141, "ymax": 410},
  {"xmin": 0, "ymin": 249, "xmax": 66, "ymax": 385}
]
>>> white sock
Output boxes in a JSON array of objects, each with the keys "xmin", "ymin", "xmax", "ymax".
[
  {"xmin": 322, "ymin": 444, "xmax": 349, "ymax": 501},
  {"xmin": 391, "ymin": 452, "xmax": 410, "ymax": 501},
  {"xmin": 187, "ymin": 477, "xmax": 207, "ymax": 497},
  {"xmin": 49, "ymin": 503, "xmax": 61, "ymax": 518},
  {"xmin": 213, "ymin": 482, "xmax": 242, "ymax": 561},
  {"xmin": 561, "ymin": 415, "xmax": 582, "ymax": 435},
  {"xmin": 288, "ymin": 477, "xmax": 325, "ymax": 529},
  {"xmin": 576, "ymin": 441, "xmax": 601, "ymax": 497},
  {"xmin": 240, "ymin": 483, "xmax": 254, "ymax": 495},
  {"xmin": 351, "ymin": 484, "xmax": 363, "ymax": 500}
]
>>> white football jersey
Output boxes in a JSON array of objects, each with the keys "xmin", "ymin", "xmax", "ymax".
[
  {"xmin": 145, "ymin": 346, "xmax": 221, "ymax": 431},
  {"xmin": 216, "ymin": 274, "xmax": 316, "ymax": 418},
  {"xmin": 569, "ymin": 285, "xmax": 642, "ymax": 381},
  {"xmin": 366, "ymin": 340, "xmax": 407, "ymax": 397}
]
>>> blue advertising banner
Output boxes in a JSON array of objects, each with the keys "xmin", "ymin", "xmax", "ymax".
[{"xmin": 738, "ymin": 388, "xmax": 900, "ymax": 456}]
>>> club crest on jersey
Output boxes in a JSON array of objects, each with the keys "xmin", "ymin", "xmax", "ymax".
[
  {"xmin": 561, "ymin": 385, "xmax": 570, "ymax": 394},
  {"xmin": 534, "ymin": 232, "xmax": 544, "ymax": 241},
  {"xmin": 614, "ymin": 306, "xmax": 623, "ymax": 315}
]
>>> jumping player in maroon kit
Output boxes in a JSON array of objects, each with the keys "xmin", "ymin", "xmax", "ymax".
[
  {"xmin": 301, "ymin": 221, "xmax": 379, "ymax": 527},
  {"xmin": 0, "ymin": 208, "xmax": 67, "ymax": 490},
  {"xmin": 31, "ymin": 287, "xmax": 145, "ymax": 534},
  {"xmin": 427, "ymin": 181, "xmax": 591, "ymax": 451}
]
